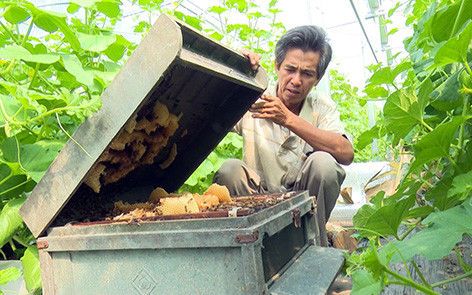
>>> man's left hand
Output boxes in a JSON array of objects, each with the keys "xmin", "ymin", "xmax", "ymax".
[{"xmin": 249, "ymin": 94, "xmax": 295, "ymax": 126}]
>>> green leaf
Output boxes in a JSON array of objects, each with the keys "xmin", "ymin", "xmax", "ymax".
[
  {"xmin": 0, "ymin": 82, "xmax": 47, "ymax": 117},
  {"xmin": 417, "ymin": 78, "xmax": 432, "ymax": 114},
  {"xmin": 104, "ymin": 34, "xmax": 129, "ymax": 62},
  {"xmin": 24, "ymin": 43, "xmax": 47, "ymax": 55},
  {"xmin": 353, "ymin": 204, "xmax": 377, "ymax": 232},
  {"xmin": 66, "ymin": 93, "xmax": 102, "ymax": 120},
  {"xmin": 20, "ymin": 246, "xmax": 41, "ymax": 294},
  {"xmin": 429, "ymin": 71, "xmax": 463, "ymax": 111},
  {"xmin": 0, "ymin": 163, "xmax": 10, "ymax": 180},
  {"xmin": 1, "ymin": 136, "xmax": 19, "ymax": 163},
  {"xmin": 448, "ymin": 170, "xmax": 472, "ymax": 201},
  {"xmin": 33, "ymin": 12, "xmax": 60, "ymax": 33},
  {"xmin": 363, "ymin": 84, "xmax": 389, "ymax": 98},
  {"xmin": 0, "ymin": 267, "xmax": 22, "ymax": 286},
  {"xmin": 208, "ymin": 5, "xmax": 227, "ymax": 14},
  {"xmin": 61, "ymin": 54, "xmax": 94, "ymax": 86},
  {"xmin": 67, "ymin": 3, "xmax": 80, "ymax": 13},
  {"xmin": 434, "ymin": 20, "xmax": 472, "ymax": 67},
  {"xmin": 20, "ymin": 140, "xmax": 63, "ymax": 182},
  {"xmin": 0, "ymin": 173, "xmax": 29, "ymax": 200},
  {"xmin": 388, "ymin": 2, "xmax": 401, "ymax": 17},
  {"xmin": 77, "ymin": 32, "xmax": 117, "ymax": 52},
  {"xmin": 207, "ymin": 31, "xmax": 224, "ymax": 41},
  {"xmin": 184, "ymin": 158, "xmax": 214, "ymax": 187},
  {"xmin": 96, "ymin": 0, "xmax": 121, "ymax": 18},
  {"xmin": 0, "ymin": 197, "xmax": 25, "ymax": 248},
  {"xmin": 383, "ymin": 89, "xmax": 422, "ymax": 140},
  {"xmin": 0, "ymin": 45, "xmax": 59, "ymax": 64},
  {"xmin": 357, "ymin": 125, "xmax": 381, "ymax": 150},
  {"xmin": 0, "ymin": 95, "xmax": 23, "ymax": 126},
  {"xmin": 3, "ymin": 5, "xmax": 31, "ymax": 24},
  {"xmin": 410, "ymin": 116, "xmax": 469, "ymax": 172},
  {"xmin": 184, "ymin": 173, "xmax": 199, "ymax": 186},
  {"xmin": 394, "ymin": 197, "xmax": 472, "ymax": 261},
  {"xmin": 355, "ymin": 195, "xmax": 415, "ymax": 238},
  {"xmin": 406, "ymin": 205, "xmax": 435, "ymax": 219},
  {"xmin": 430, "ymin": 0, "xmax": 472, "ymax": 43},
  {"xmin": 369, "ymin": 67, "xmax": 395, "ymax": 85},
  {"xmin": 350, "ymin": 270, "xmax": 383, "ymax": 295},
  {"xmin": 26, "ymin": 5, "xmax": 81, "ymax": 51},
  {"xmin": 173, "ymin": 11, "xmax": 202, "ymax": 31},
  {"xmin": 368, "ymin": 62, "xmax": 410, "ymax": 85},
  {"xmin": 69, "ymin": 0, "xmax": 95, "ymax": 8}
]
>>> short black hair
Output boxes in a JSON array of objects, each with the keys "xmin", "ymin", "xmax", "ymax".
[{"xmin": 275, "ymin": 25, "xmax": 332, "ymax": 80}]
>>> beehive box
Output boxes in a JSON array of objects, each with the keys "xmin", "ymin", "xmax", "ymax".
[{"xmin": 19, "ymin": 14, "xmax": 344, "ymax": 295}]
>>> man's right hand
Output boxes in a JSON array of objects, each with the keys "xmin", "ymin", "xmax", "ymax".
[{"xmin": 238, "ymin": 48, "xmax": 262, "ymax": 71}]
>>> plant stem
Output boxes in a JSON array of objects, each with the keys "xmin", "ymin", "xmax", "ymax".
[
  {"xmin": 399, "ymin": 218, "xmax": 422, "ymax": 241},
  {"xmin": 422, "ymin": 120, "xmax": 434, "ymax": 132},
  {"xmin": 15, "ymin": 136, "xmax": 25, "ymax": 171},
  {"xmin": 0, "ymin": 57, "xmax": 18, "ymax": 75},
  {"xmin": 454, "ymin": 245, "xmax": 472, "ymax": 272},
  {"xmin": 465, "ymin": 62, "xmax": 472, "ymax": 77},
  {"xmin": 0, "ymin": 96, "xmax": 13, "ymax": 123},
  {"xmin": 446, "ymin": 153, "xmax": 458, "ymax": 169},
  {"xmin": 12, "ymin": 236, "xmax": 29, "ymax": 248},
  {"xmin": 0, "ymin": 173, "xmax": 12, "ymax": 186},
  {"xmin": 0, "ymin": 20, "xmax": 19, "ymax": 44},
  {"xmin": 388, "ymin": 280, "xmax": 415, "ymax": 287},
  {"xmin": 456, "ymin": 93, "xmax": 470, "ymax": 160},
  {"xmin": 450, "ymin": 0, "xmax": 466, "ymax": 38},
  {"xmin": 36, "ymin": 114, "xmax": 51, "ymax": 140},
  {"xmin": 384, "ymin": 267, "xmax": 438, "ymax": 295},
  {"xmin": 22, "ymin": 124, "xmax": 39, "ymax": 138},
  {"xmin": 0, "ymin": 249, "xmax": 6, "ymax": 260},
  {"xmin": 0, "ymin": 179, "xmax": 32, "ymax": 197},
  {"xmin": 56, "ymin": 113, "xmax": 92, "ymax": 158},
  {"xmin": 412, "ymin": 260, "xmax": 431, "ymax": 288},
  {"xmin": 11, "ymin": 105, "xmax": 24, "ymax": 120},
  {"xmin": 27, "ymin": 104, "xmax": 89, "ymax": 123},
  {"xmin": 28, "ymin": 63, "xmax": 40, "ymax": 90},
  {"xmin": 21, "ymin": 19, "xmax": 34, "ymax": 46},
  {"xmin": 351, "ymin": 227, "xmax": 412, "ymax": 279},
  {"xmin": 430, "ymin": 271, "xmax": 472, "ymax": 288},
  {"xmin": 8, "ymin": 240, "xmax": 17, "ymax": 251},
  {"xmin": 37, "ymin": 72, "xmax": 62, "ymax": 95}
]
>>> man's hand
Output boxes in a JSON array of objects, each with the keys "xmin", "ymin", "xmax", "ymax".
[
  {"xmin": 238, "ymin": 48, "xmax": 262, "ymax": 71},
  {"xmin": 249, "ymin": 94, "xmax": 295, "ymax": 126}
]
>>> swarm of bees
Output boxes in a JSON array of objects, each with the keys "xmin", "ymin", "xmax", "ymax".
[
  {"xmin": 84, "ymin": 101, "xmax": 182, "ymax": 193},
  {"xmin": 111, "ymin": 184, "xmax": 233, "ymax": 222}
]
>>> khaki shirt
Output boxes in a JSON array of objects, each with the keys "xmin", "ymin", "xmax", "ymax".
[{"xmin": 234, "ymin": 85, "xmax": 346, "ymax": 192}]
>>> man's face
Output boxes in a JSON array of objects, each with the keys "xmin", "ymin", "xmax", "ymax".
[{"xmin": 275, "ymin": 48, "xmax": 321, "ymax": 112}]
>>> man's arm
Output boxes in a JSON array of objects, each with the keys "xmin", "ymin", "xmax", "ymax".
[{"xmin": 251, "ymin": 94, "xmax": 354, "ymax": 165}]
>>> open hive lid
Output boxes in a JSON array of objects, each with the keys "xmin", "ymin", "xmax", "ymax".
[{"xmin": 19, "ymin": 13, "xmax": 268, "ymax": 238}]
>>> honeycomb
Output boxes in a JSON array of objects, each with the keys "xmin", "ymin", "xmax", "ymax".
[
  {"xmin": 158, "ymin": 195, "xmax": 200, "ymax": 215},
  {"xmin": 193, "ymin": 194, "xmax": 220, "ymax": 210},
  {"xmin": 84, "ymin": 101, "xmax": 182, "ymax": 193},
  {"xmin": 204, "ymin": 183, "xmax": 232, "ymax": 203},
  {"xmin": 110, "ymin": 185, "xmax": 233, "ymax": 222}
]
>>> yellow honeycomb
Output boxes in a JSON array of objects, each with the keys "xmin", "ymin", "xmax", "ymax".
[{"xmin": 204, "ymin": 183, "xmax": 232, "ymax": 203}]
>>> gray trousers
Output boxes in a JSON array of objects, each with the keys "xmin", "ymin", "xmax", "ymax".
[{"xmin": 213, "ymin": 151, "xmax": 346, "ymax": 246}]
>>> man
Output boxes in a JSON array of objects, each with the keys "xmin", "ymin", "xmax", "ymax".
[{"xmin": 213, "ymin": 25, "xmax": 354, "ymax": 246}]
